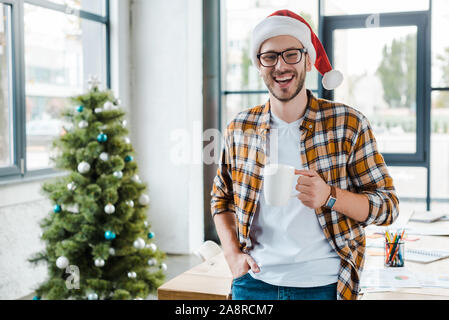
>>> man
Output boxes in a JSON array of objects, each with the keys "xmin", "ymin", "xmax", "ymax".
[{"xmin": 210, "ymin": 10, "xmax": 399, "ymax": 300}]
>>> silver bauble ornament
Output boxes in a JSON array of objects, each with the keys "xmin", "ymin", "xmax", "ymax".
[
  {"xmin": 128, "ymin": 271, "xmax": 137, "ymax": 279},
  {"xmin": 104, "ymin": 203, "xmax": 115, "ymax": 215},
  {"xmin": 99, "ymin": 152, "xmax": 109, "ymax": 161},
  {"xmin": 147, "ymin": 258, "xmax": 157, "ymax": 266},
  {"xmin": 138, "ymin": 194, "xmax": 150, "ymax": 205},
  {"xmin": 94, "ymin": 258, "xmax": 105, "ymax": 267},
  {"xmin": 113, "ymin": 171, "xmax": 123, "ymax": 179},
  {"xmin": 77, "ymin": 161, "xmax": 90, "ymax": 174},
  {"xmin": 146, "ymin": 243, "xmax": 157, "ymax": 252},
  {"xmin": 67, "ymin": 182, "xmax": 77, "ymax": 191},
  {"xmin": 126, "ymin": 200, "xmax": 134, "ymax": 208},
  {"xmin": 132, "ymin": 175, "xmax": 141, "ymax": 183},
  {"xmin": 109, "ymin": 248, "xmax": 115, "ymax": 256},
  {"xmin": 94, "ymin": 107, "xmax": 103, "ymax": 114},
  {"xmin": 133, "ymin": 237, "xmax": 145, "ymax": 249},
  {"xmin": 103, "ymin": 101, "xmax": 114, "ymax": 111},
  {"xmin": 87, "ymin": 293, "xmax": 98, "ymax": 300},
  {"xmin": 78, "ymin": 120, "xmax": 88, "ymax": 129},
  {"xmin": 56, "ymin": 256, "xmax": 69, "ymax": 269},
  {"xmin": 123, "ymin": 137, "xmax": 131, "ymax": 144},
  {"xmin": 160, "ymin": 263, "xmax": 168, "ymax": 271}
]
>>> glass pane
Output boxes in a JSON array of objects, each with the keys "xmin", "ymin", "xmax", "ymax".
[
  {"xmin": 46, "ymin": 0, "xmax": 106, "ymax": 16},
  {"xmin": 222, "ymin": 93, "xmax": 269, "ymax": 129},
  {"xmin": 224, "ymin": 0, "xmax": 319, "ymax": 92},
  {"xmin": 432, "ymin": 0, "xmax": 449, "ymax": 88},
  {"xmin": 388, "ymin": 166, "xmax": 427, "ymax": 213},
  {"xmin": 24, "ymin": 4, "xmax": 107, "ymax": 170},
  {"xmin": 333, "ymin": 26, "xmax": 417, "ymax": 154},
  {"xmin": 0, "ymin": 4, "xmax": 13, "ymax": 168},
  {"xmin": 324, "ymin": 0, "xmax": 429, "ymax": 15},
  {"xmin": 431, "ymin": 91, "xmax": 449, "ymax": 211}
]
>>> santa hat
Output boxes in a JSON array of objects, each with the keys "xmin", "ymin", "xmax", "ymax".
[{"xmin": 251, "ymin": 9, "xmax": 343, "ymax": 90}]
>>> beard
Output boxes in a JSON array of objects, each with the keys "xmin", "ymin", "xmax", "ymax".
[{"xmin": 262, "ymin": 64, "xmax": 306, "ymax": 102}]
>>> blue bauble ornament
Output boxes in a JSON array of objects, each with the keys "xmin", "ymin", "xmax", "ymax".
[
  {"xmin": 33, "ymin": 296, "xmax": 41, "ymax": 300},
  {"xmin": 97, "ymin": 133, "xmax": 108, "ymax": 143},
  {"xmin": 147, "ymin": 232, "xmax": 155, "ymax": 239},
  {"xmin": 76, "ymin": 105, "xmax": 84, "ymax": 113},
  {"xmin": 124, "ymin": 155, "xmax": 133, "ymax": 162},
  {"xmin": 53, "ymin": 204, "xmax": 62, "ymax": 213},
  {"xmin": 105, "ymin": 230, "xmax": 116, "ymax": 240}
]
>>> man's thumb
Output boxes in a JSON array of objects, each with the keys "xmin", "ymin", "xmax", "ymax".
[{"xmin": 246, "ymin": 255, "xmax": 260, "ymax": 272}]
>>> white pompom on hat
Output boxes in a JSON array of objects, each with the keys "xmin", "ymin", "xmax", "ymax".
[{"xmin": 251, "ymin": 9, "xmax": 343, "ymax": 90}]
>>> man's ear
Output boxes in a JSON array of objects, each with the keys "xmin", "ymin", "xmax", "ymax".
[{"xmin": 306, "ymin": 54, "xmax": 313, "ymax": 72}]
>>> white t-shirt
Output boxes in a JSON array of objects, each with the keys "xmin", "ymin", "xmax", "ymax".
[{"xmin": 248, "ymin": 110, "xmax": 340, "ymax": 287}]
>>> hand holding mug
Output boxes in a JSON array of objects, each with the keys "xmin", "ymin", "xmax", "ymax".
[{"xmin": 294, "ymin": 169, "xmax": 331, "ymax": 209}]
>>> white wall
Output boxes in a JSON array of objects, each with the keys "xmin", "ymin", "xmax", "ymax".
[{"xmin": 129, "ymin": 0, "xmax": 204, "ymax": 254}]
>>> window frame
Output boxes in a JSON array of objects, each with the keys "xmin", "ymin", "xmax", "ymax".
[{"xmin": 0, "ymin": 0, "xmax": 110, "ymax": 184}]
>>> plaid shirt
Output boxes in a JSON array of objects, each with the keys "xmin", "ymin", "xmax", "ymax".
[{"xmin": 210, "ymin": 90, "xmax": 399, "ymax": 300}]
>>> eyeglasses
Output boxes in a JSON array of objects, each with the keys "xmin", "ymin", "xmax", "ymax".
[{"xmin": 257, "ymin": 48, "xmax": 308, "ymax": 67}]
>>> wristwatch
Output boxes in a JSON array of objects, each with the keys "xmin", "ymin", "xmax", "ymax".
[{"xmin": 324, "ymin": 185, "xmax": 337, "ymax": 209}]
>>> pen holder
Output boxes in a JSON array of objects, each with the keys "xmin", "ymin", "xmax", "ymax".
[{"xmin": 384, "ymin": 240, "xmax": 405, "ymax": 267}]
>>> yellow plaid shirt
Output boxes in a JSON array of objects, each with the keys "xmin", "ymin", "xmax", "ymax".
[{"xmin": 210, "ymin": 90, "xmax": 399, "ymax": 300}]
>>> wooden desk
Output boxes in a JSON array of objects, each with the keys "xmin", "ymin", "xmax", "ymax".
[
  {"xmin": 157, "ymin": 252, "xmax": 232, "ymax": 300},
  {"xmin": 158, "ymin": 220, "xmax": 449, "ymax": 300},
  {"xmin": 360, "ymin": 219, "xmax": 449, "ymax": 300}
]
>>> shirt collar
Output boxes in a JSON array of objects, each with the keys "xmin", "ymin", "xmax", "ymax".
[{"xmin": 257, "ymin": 89, "xmax": 319, "ymax": 136}]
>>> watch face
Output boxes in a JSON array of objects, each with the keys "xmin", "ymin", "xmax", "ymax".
[{"xmin": 327, "ymin": 197, "xmax": 336, "ymax": 208}]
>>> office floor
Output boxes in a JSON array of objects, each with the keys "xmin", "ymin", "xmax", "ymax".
[{"xmin": 18, "ymin": 253, "xmax": 203, "ymax": 300}]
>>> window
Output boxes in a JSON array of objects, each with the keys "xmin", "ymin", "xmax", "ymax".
[
  {"xmin": 0, "ymin": 3, "xmax": 13, "ymax": 169},
  {"xmin": 222, "ymin": 0, "xmax": 319, "ymax": 127},
  {"xmin": 0, "ymin": 0, "xmax": 109, "ymax": 180}
]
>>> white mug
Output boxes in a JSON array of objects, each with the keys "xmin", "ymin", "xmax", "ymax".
[{"xmin": 263, "ymin": 163, "xmax": 301, "ymax": 207}]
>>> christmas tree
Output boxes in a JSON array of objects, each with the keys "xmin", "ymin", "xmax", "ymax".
[{"xmin": 28, "ymin": 77, "xmax": 166, "ymax": 300}]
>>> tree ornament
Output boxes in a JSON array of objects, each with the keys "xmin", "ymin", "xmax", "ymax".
[
  {"xmin": 124, "ymin": 155, "xmax": 133, "ymax": 162},
  {"xmin": 77, "ymin": 161, "xmax": 91, "ymax": 174},
  {"xmin": 121, "ymin": 120, "xmax": 127, "ymax": 128},
  {"xmin": 147, "ymin": 258, "xmax": 157, "ymax": 266},
  {"xmin": 139, "ymin": 194, "xmax": 150, "ymax": 205},
  {"xmin": 109, "ymin": 248, "xmax": 116, "ymax": 256},
  {"xmin": 53, "ymin": 204, "xmax": 62, "ymax": 213},
  {"xmin": 94, "ymin": 107, "xmax": 103, "ymax": 114},
  {"xmin": 105, "ymin": 230, "xmax": 116, "ymax": 240},
  {"xmin": 78, "ymin": 120, "xmax": 88, "ymax": 129},
  {"xmin": 126, "ymin": 200, "xmax": 134, "ymax": 208},
  {"xmin": 56, "ymin": 256, "xmax": 69, "ymax": 269},
  {"xmin": 146, "ymin": 243, "xmax": 157, "ymax": 252},
  {"xmin": 160, "ymin": 263, "xmax": 168, "ymax": 271},
  {"xmin": 94, "ymin": 258, "xmax": 105, "ymax": 267},
  {"xmin": 67, "ymin": 203, "xmax": 79, "ymax": 214},
  {"xmin": 87, "ymin": 75, "xmax": 101, "ymax": 91},
  {"xmin": 32, "ymin": 296, "xmax": 41, "ymax": 300},
  {"xmin": 67, "ymin": 182, "xmax": 77, "ymax": 191},
  {"xmin": 133, "ymin": 237, "xmax": 145, "ymax": 249},
  {"xmin": 97, "ymin": 133, "xmax": 108, "ymax": 143},
  {"xmin": 128, "ymin": 271, "xmax": 137, "ymax": 279},
  {"xmin": 99, "ymin": 152, "xmax": 109, "ymax": 161},
  {"xmin": 103, "ymin": 101, "xmax": 114, "ymax": 111},
  {"xmin": 87, "ymin": 293, "xmax": 98, "ymax": 300},
  {"xmin": 76, "ymin": 105, "xmax": 84, "ymax": 113},
  {"xmin": 104, "ymin": 203, "xmax": 115, "ymax": 215},
  {"xmin": 134, "ymin": 297, "xmax": 143, "ymax": 300},
  {"xmin": 143, "ymin": 221, "xmax": 149, "ymax": 227},
  {"xmin": 123, "ymin": 137, "xmax": 131, "ymax": 144},
  {"xmin": 131, "ymin": 175, "xmax": 141, "ymax": 183},
  {"xmin": 147, "ymin": 232, "xmax": 155, "ymax": 239},
  {"xmin": 113, "ymin": 171, "xmax": 123, "ymax": 179}
]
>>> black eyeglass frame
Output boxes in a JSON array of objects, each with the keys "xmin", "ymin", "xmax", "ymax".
[{"xmin": 257, "ymin": 48, "xmax": 308, "ymax": 67}]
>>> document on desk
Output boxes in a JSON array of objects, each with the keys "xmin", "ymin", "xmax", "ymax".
[
  {"xmin": 360, "ymin": 268, "xmax": 421, "ymax": 289},
  {"xmin": 416, "ymin": 274, "xmax": 449, "ymax": 289}
]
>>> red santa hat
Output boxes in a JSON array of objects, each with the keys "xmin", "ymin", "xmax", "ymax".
[{"xmin": 251, "ymin": 9, "xmax": 343, "ymax": 90}]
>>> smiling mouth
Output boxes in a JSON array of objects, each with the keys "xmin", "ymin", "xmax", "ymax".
[{"xmin": 274, "ymin": 75, "xmax": 294, "ymax": 87}]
